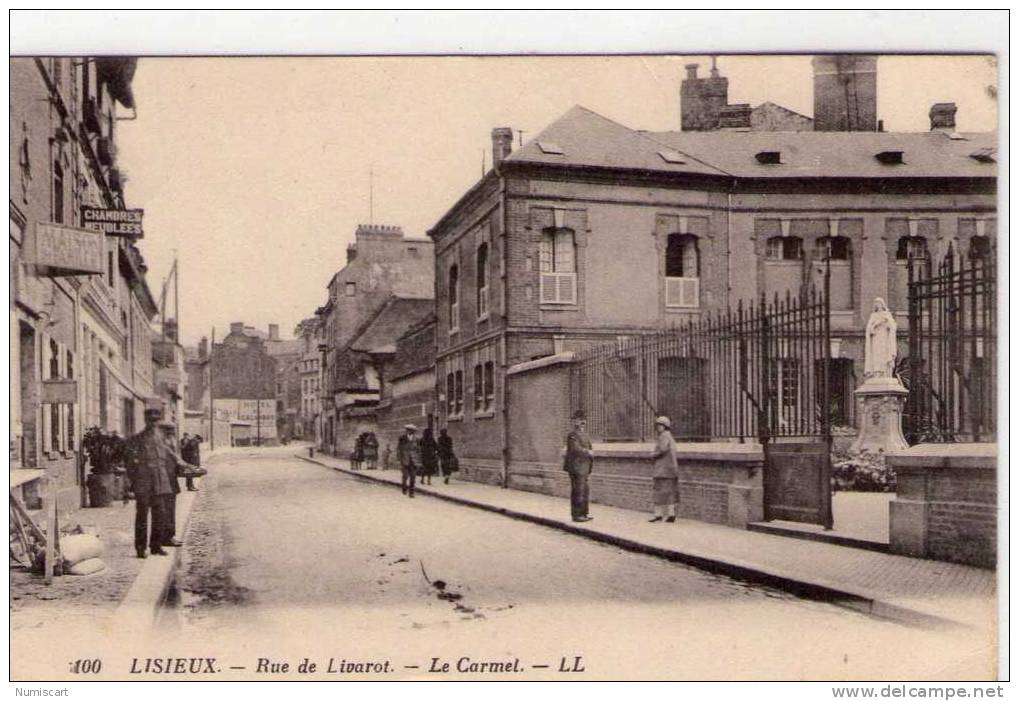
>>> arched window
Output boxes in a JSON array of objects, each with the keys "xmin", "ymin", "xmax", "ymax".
[
  {"xmin": 539, "ymin": 228, "xmax": 577, "ymax": 304},
  {"xmin": 476, "ymin": 243, "xmax": 489, "ymax": 318},
  {"xmin": 765, "ymin": 236, "xmax": 803, "ymax": 261},
  {"xmin": 448, "ymin": 264, "xmax": 460, "ymax": 331},
  {"xmin": 665, "ymin": 234, "xmax": 700, "ymax": 277},
  {"xmin": 895, "ymin": 236, "xmax": 929, "ymax": 261}
]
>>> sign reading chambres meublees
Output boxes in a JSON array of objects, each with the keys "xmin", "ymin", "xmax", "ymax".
[{"xmin": 81, "ymin": 205, "xmax": 144, "ymax": 238}]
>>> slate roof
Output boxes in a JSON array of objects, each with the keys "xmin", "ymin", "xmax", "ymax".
[
  {"xmin": 349, "ymin": 297, "xmax": 434, "ymax": 354},
  {"xmin": 504, "ymin": 104, "xmax": 996, "ymax": 181},
  {"xmin": 505, "ymin": 106, "xmax": 728, "ymax": 177}
]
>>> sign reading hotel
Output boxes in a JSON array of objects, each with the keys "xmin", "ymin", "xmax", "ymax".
[
  {"xmin": 81, "ymin": 206, "xmax": 144, "ymax": 238},
  {"xmin": 30, "ymin": 222, "xmax": 105, "ymax": 277}
]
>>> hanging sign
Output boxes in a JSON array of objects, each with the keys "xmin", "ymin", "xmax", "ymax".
[
  {"xmin": 29, "ymin": 222, "xmax": 105, "ymax": 276},
  {"xmin": 81, "ymin": 206, "xmax": 144, "ymax": 238}
]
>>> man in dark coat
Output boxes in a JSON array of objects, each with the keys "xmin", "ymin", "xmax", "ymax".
[
  {"xmin": 563, "ymin": 410, "xmax": 594, "ymax": 522},
  {"xmin": 181, "ymin": 433, "xmax": 202, "ymax": 491},
  {"xmin": 125, "ymin": 409, "xmax": 175, "ymax": 558},
  {"xmin": 396, "ymin": 424, "xmax": 422, "ymax": 498},
  {"xmin": 437, "ymin": 428, "xmax": 457, "ymax": 484}
]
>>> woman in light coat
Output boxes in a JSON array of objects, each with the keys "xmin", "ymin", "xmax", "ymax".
[{"xmin": 649, "ymin": 416, "xmax": 679, "ymax": 523}]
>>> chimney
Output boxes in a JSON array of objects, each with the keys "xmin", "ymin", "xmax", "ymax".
[
  {"xmin": 718, "ymin": 104, "xmax": 752, "ymax": 130},
  {"xmin": 164, "ymin": 318, "xmax": 178, "ymax": 342},
  {"xmin": 198, "ymin": 336, "xmax": 208, "ymax": 360},
  {"xmin": 346, "ymin": 243, "xmax": 358, "ymax": 264},
  {"xmin": 681, "ymin": 61, "xmax": 728, "ymax": 131},
  {"xmin": 812, "ymin": 55, "xmax": 877, "ymax": 132},
  {"xmin": 269, "ymin": 324, "xmax": 279, "ymax": 341},
  {"xmin": 230, "ymin": 322, "xmax": 243, "ymax": 335},
  {"xmin": 929, "ymin": 102, "xmax": 957, "ymax": 132},
  {"xmin": 491, "ymin": 127, "xmax": 513, "ymax": 167}
]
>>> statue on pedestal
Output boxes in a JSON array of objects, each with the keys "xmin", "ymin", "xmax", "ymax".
[
  {"xmin": 851, "ymin": 298, "xmax": 909, "ymax": 455},
  {"xmin": 864, "ymin": 298, "xmax": 897, "ymax": 380}
]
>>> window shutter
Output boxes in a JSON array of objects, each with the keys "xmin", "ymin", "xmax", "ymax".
[{"xmin": 557, "ymin": 273, "xmax": 576, "ymax": 304}]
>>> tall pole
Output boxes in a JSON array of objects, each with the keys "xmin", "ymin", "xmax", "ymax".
[
  {"xmin": 173, "ymin": 251, "xmax": 180, "ymax": 341},
  {"xmin": 369, "ymin": 165, "xmax": 374, "ymax": 225},
  {"xmin": 209, "ymin": 326, "xmax": 215, "ymax": 450}
]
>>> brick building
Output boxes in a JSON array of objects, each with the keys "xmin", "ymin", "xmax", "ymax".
[
  {"xmin": 374, "ymin": 315, "xmax": 437, "ymax": 461},
  {"xmin": 10, "ymin": 56, "xmax": 158, "ymax": 510},
  {"xmin": 427, "ymin": 60, "xmax": 996, "ymax": 489},
  {"xmin": 317, "ymin": 224, "xmax": 434, "ymax": 453}
]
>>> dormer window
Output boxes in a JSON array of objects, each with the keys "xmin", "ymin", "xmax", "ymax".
[
  {"xmin": 658, "ymin": 150, "xmax": 686, "ymax": 164},
  {"xmin": 875, "ymin": 150, "xmax": 904, "ymax": 165},
  {"xmin": 537, "ymin": 141, "xmax": 564, "ymax": 155},
  {"xmin": 755, "ymin": 151, "xmax": 781, "ymax": 165}
]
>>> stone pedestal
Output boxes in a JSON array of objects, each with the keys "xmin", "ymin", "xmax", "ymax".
[{"xmin": 851, "ymin": 378, "xmax": 909, "ymax": 455}]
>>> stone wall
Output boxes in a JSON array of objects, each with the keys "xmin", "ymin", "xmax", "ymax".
[{"xmin": 887, "ymin": 444, "xmax": 997, "ymax": 568}]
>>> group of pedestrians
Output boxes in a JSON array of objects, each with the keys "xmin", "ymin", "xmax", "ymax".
[
  {"xmin": 124, "ymin": 407, "xmax": 206, "ymax": 559},
  {"xmin": 351, "ymin": 431, "xmax": 379, "ymax": 470},
  {"xmin": 395, "ymin": 424, "xmax": 458, "ymax": 497},
  {"xmin": 563, "ymin": 410, "xmax": 679, "ymax": 524}
]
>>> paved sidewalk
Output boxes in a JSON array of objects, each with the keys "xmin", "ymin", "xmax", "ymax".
[{"xmin": 301, "ymin": 452, "xmax": 996, "ymax": 632}]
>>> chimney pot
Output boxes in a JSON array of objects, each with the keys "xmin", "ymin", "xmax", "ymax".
[
  {"xmin": 230, "ymin": 322, "xmax": 243, "ymax": 334},
  {"xmin": 929, "ymin": 102, "xmax": 957, "ymax": 132},
  {"xmin": 491, "ymin": 127, "xmax": 514, "ymax": 167},
  {"xmin": 269, "ymin": 324, "xmax": 279, "ymax": 341},
  {"xmin": 685, "ymin": 63, "xmax": 699, "ymax": 79}
]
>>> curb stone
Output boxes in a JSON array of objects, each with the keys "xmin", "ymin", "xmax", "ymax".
[{"xmin": 299, "ymin": 454, "xmax": 965, "ymax": 631}]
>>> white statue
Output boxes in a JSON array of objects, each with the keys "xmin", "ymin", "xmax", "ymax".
[{"xmin": 864, "ymin": 298, "xmax": 897, "ymax": 379}]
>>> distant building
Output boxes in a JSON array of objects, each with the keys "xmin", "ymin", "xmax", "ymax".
[
  {"xmin": 317, "ymin": 224, "xmax": 434, "ymax": 453},
  {"xmin": 151, "ymin": 318, "xmax": 188, "ymax": 438},
  {"xmin": 375, "ymin": 314, "xmax": 437, "ymax": 457},
  {"xmin": 294, "ymin": 316, "xmax": 325, "ymax": 440}
]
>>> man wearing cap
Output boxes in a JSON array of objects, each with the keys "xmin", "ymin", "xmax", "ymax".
[
  {"xmin": 397, "ymin": 424, "xmax": 422, "ymax": 498},
  {"xmin": 649, "ymin": 416, "xmax": 679, "ymax": 523},
  {"xmin": 563, "ymin": 410, "xmax": 594, "ymax": 522},
  {"xmin": 124, "ymin": 408, "xmax": 175, "ymax": 557}
]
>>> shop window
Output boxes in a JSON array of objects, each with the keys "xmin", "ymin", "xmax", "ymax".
[{"xmin": 539, "ymin": 227, "xmax": 577, "ymax": 304}]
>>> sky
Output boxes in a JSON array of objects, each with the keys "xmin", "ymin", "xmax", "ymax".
[{"xmin": 115, "ymin": 55, "xmax": 998, "ymax": 345}]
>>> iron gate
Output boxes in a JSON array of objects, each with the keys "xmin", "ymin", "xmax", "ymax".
[{"xmin": 571, "ymin": 285, "xmax": 833, "ymax": 528}]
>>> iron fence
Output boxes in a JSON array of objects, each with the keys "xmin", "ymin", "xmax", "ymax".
[
  {"xmin": 570, "ymin": 287, "xmax": 832, "ymax": 443},
  {"xmin": 903, "ymin": 250, "xmax": 996, "ymax": 443}
]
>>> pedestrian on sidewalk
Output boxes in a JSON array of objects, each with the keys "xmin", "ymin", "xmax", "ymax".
[
  {"xmin": 180, "ymin": 433, "xmax": 202, "ymax": 492},
  {"xmin": 420, "ymin": 427, "xmax": 438, "ymax": 485},
  {"xmin": 124, "ymin": 409, "xmax": 174, "ymax": 558},
  {"xmin": 563, "ymin": 410, "xmax": 594, "ymax": 522},
  {"xmin": 382, "ymin": 443, "xmax": 392, "ymax": 471},
  {"xmin": 397, "ymin": 424, "xmax": 422, "ymax": 497},
  {"xmin": 363, "ymin": 432, "xmax": 379, "ymax": 470},
  {"xmin": 352, "ymin": 433, "xmax": 365, "ymax": 470},
  {"xmin": 159, "ymin": 421, "xmax": 185, "ymax": 548},
  {"xmin": 649, "ymin": 416, "xmax": 679, "ymax": 523},
  {"xmin": 437, "ymin": 428, "xmax": 458, "ymax": 484}
]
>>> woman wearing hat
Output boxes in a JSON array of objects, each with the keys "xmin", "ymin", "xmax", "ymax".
[{"xmin": 649, "ymin": 416, "xmax": 679, "ymax": 523}]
